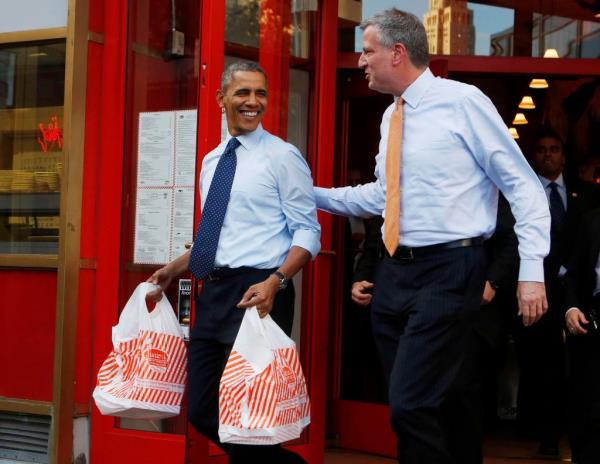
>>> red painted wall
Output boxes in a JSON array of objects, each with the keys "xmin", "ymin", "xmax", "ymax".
[{"xmin": 0, "ymin": 270, "xmax": 56, "ymax": 401}]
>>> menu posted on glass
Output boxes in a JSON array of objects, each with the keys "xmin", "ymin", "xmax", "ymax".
[{"xmin": 134, "ymin": 110, "xmax": 197, "ymax": 265}]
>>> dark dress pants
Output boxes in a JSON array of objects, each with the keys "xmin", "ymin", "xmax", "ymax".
[
  {"xmin": 442, "ymin": 328, "xmax": 487, "ymax": 464},
  {"xmin": 187, "ymin": 267, "xmax": 304, "ymax": 464},
  {"xmin": 514, "ymin": 278, "xmax": 566, "ymax": 447},
  {"xmin": 444, "ymin": 292, "xmax": 515, "ymax": 464},
  {"xmin": 371, "ymin": 246, "xmax": 486, "ymax": 464},
  {"xmin": 566, "ymin": 316, "xmax": 600, "ymax": 464}
]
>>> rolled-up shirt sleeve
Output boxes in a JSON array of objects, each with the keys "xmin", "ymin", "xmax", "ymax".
[
  {"xmin": 277, "ymin": 148, "xmax": 321, "ymax": 258},
  {"xmin": 458, "ymin": 88, "xmax": 550, "ymax": 282}
]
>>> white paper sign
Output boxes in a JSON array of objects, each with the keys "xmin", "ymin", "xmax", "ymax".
[
  {"xmin": 134, "ymin": 189, "xmax": 172, "ymax": 264},
  {"xmin": 134, "ymin": 110, "xmax": 198, "ymax": 264},
  {"xmin": 138, "ymin": 112, "xmax": 174, "ymax": 187},
  {"xmin": 175, "ymin": 110, "xmax": 197, "ymax": 186}
]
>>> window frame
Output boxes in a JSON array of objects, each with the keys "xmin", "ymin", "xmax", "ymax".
[{"xmin": 0, "ymin": 28, "xmax": 67, "ymax": 268}]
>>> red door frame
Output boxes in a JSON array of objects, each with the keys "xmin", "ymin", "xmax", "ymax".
[
  {"xmin": 329, "ymin": 53, "xmax": 600, "ymax": 458},
  {"xmin": 89, "ymin": 0, "xmax": 338, "ymax": 463}
]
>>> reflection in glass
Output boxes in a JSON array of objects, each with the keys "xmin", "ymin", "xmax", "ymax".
[
  {"xmin": 352, "ymin": 0, "xmax": 515, "ymax": 57},
  {"xmin": 290, "ymin": 1, "xmax": 318, "ymax": 58},
  {"xmin": 225, "ymin": 1, "xmax": 317, "ymax": 58},
  {"xmin": 424, "ymin": 1, "xmax": 475, "ymax": 55},
  {"xmin": 225, "ymin": 0, "xmax": 260, "ymax": 48},
  {"xmin": 287, "ymin": 68, "xmax": 309, "ymax": 156},
  {"xmin": 0, "ymin": 40, "xmax": 65, "ymax": 254},
  {"xmin": 533, "ymin": 14, "xmax": 600, "ymax": 59}
]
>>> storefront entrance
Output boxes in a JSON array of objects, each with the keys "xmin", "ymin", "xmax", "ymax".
[{"xmin": 89, "ymin": 1, "xmax": 338, "ymax": 463}]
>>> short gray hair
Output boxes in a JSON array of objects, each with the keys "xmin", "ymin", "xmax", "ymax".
[
  {"xmin": 220, "ymin": 61, "xmax": 268, "ymax": 91},
  {"xmin": 360, "ymin": 8, "xmax": 429, "ymax": 68}
]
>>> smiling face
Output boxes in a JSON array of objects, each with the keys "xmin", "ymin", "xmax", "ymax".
[
  {"xmin": 358, "ymin": 25, "xmax": 396, "ymax": 94},
  {"xmin": 217, "ymin": 70, "xmax": 267, "ymax": 137},
  {"xmin": 533, "ymin": 136, "xmax": 565, "ymax": 180}
]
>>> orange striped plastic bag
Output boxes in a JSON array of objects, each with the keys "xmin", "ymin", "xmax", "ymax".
[
  {"xmin": 93, "ymin": 283, "xmax": 187, "ymax": 419},
  {"xmin": 218, "ymin": 307, "xmax": 310, "ymax": 445}
]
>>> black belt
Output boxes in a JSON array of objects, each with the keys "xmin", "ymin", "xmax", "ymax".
[{"xmin": 386, "ymin": 237, "xmax": 484, "ymax": 261}]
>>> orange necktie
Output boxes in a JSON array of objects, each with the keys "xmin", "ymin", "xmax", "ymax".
[{"xmin": 384, "ymin": 98, "xmax": 404, "ymax": 256}]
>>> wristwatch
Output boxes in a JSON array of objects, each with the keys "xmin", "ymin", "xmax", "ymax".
[{"xmin": 272, "ymin": 271, "xmax": 289, "ymax": 290}]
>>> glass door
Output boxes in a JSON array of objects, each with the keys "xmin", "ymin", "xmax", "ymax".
[{"xmin": 91, "ymin": 0, "xmax": 201, "ymax": 462}]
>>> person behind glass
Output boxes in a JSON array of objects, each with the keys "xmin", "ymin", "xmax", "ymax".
[
  {"xmin": 314, "ymin": 9, "xmax": 550, "ymax": 464},
  {"xmin": 514, "ymin": 128, "xmax": 599, "ymax": 456},
  {"xmin": 563, "ymin": 208, "xmax": 600, "ymax": 464},
  {"xmin": 146, "ymin": 62, "xmax": 320, "ymax": 464},
  {"xmin": 351, "ymin": 196, "xmax": 519, "ymax": 464}
]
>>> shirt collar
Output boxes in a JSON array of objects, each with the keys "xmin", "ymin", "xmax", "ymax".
[
  {"xmin": 224, "ymin": 123, "xmax": 264, "ymax": 151},
  {"xmin": 398, "ymin": 68, "xmax": 435, "ymax": 109},
  {"xmin": 538, "ymin": 173, "xmax": 564, "ymax": 189}
]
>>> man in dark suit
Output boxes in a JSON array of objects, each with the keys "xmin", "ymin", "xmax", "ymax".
[
  {"xmin": 563, "ymin": 209, "xmax": 600, "ymax": 464},
  {"xmin": 515, "ymin": 128, "xmax": 599, "ymax": 455},
  {"xmin": 351, "ymin": 195, "xmax": 519, "ymax": 464}
]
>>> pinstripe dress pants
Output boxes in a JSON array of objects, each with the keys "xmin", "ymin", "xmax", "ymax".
[
  {"xmin": 371, "ymin": 245, "xmax": 486, "ymax": 464},
  {"xmin": 187, "ymin": 267, "xmax": 304, "ymax": 464}
]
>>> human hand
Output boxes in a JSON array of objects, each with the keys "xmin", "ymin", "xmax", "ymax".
[
  {"xmin": 566, "ymin": 308, "xmax": 588, "ymax": 335},
  {"xmin": 517, "ymin": 281, "xmax": 548, "ymax": 326},
  {"xmin": 351, "ymin": 280, "xmax": 374, "ymax": 306},
  {"xmin": 481, "ymin": 281, "xmax": 496, "ymax": 305},
  {"xmin": 146, "ymin": 266, "xmax": 174, "ymax": 302},
  {"xmin": 237, "ymin": 275, "xmax": 280, "ymax": 318}
]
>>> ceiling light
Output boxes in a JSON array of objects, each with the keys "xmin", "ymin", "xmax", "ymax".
[
  {"xmin": 518, "ymin": 96, "xmax": 535, "ymax": 109},
  {"xmin": 509, "ymin": 127, "xmax": 519, "ymax": 139},
  {"xmin": 512, "ymin": 113, "xmax": 528, "ymax": 125},
  {"xmin": 543, "ymin": 48, "xmax": 559, "ymax": 58},
  {"xmin": 529, "ymin": 78, "xmax": 549, "ymax": 89}
]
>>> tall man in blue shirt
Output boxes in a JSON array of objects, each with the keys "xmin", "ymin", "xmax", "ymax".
[
  {"xmin": 315, "ymin": 9, "xmax": 550, "ymax": 464},
  {"xmin": 147, "ymin": 62, "xmax": 320, "ymax": 464}
]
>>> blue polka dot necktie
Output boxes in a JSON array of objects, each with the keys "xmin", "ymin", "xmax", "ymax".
[{"xmin": 189, "ymin": 137, "xmax": 240, "ymax": 279}]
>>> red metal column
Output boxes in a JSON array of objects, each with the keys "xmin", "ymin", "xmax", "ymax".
[
  {"xmin": 259, "ymin": 0, "xmax": 291, "ymax": 139},
  {"xmin": 300, "ymin": 0, "xmax": 338, "ymax": 462},
  {"xmin": 89, "ymin": 0, "xmax": 129, "ymax": 461},
  {"xmin": 186, "ymin": 0, "xmax": 226, "ymax": 462}
]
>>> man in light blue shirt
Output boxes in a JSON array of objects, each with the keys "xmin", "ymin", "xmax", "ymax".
[
  {"xmin": 147, "ymin": 62, "xmax": 319, "ymax": 464},
  {"xmin": 314, "ymin": 9, "xmax": 550, "ymax": 464}
]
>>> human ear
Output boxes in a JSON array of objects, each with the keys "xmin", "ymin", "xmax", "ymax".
[
  {"xmin": 216, "ymin": 90, "xmax": 225, "ymax": 111},
  {"xmin": 392, "ymin": 43, "xmax": 407, "ymax": 65}
]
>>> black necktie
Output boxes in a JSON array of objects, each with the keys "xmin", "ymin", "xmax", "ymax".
[
  {"xmin": 189, "ymin": 137, "xmax": 240, "ymax": 279},
  {"xmin": 548, "ymin": 182, "xmax": 566, "ymax": 231}
]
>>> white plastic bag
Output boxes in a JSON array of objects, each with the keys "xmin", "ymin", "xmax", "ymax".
[
  {"xmin": 93, "ymin": 282, "xmax": 187, "ymax": 419},
  {"xmin": 218, "ymin": 307, "xmax": 310, "ymax": 445}
]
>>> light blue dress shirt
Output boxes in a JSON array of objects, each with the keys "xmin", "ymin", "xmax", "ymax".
[
  {"xmin": 314, "ymin": 68, "xmax": 550, "ymax": 282},
  {"xmin": 200, "ymin": 124, "xmax": 320, "ymax": 269}
]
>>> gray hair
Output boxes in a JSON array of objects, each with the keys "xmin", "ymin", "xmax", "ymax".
[
  {"xmin": 220, "ymin": 61, "xmax": 268, "ymax": 91},
  {"xmin": 360, "ymin": 8, "xmax": 429, "ymax": 68}
]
